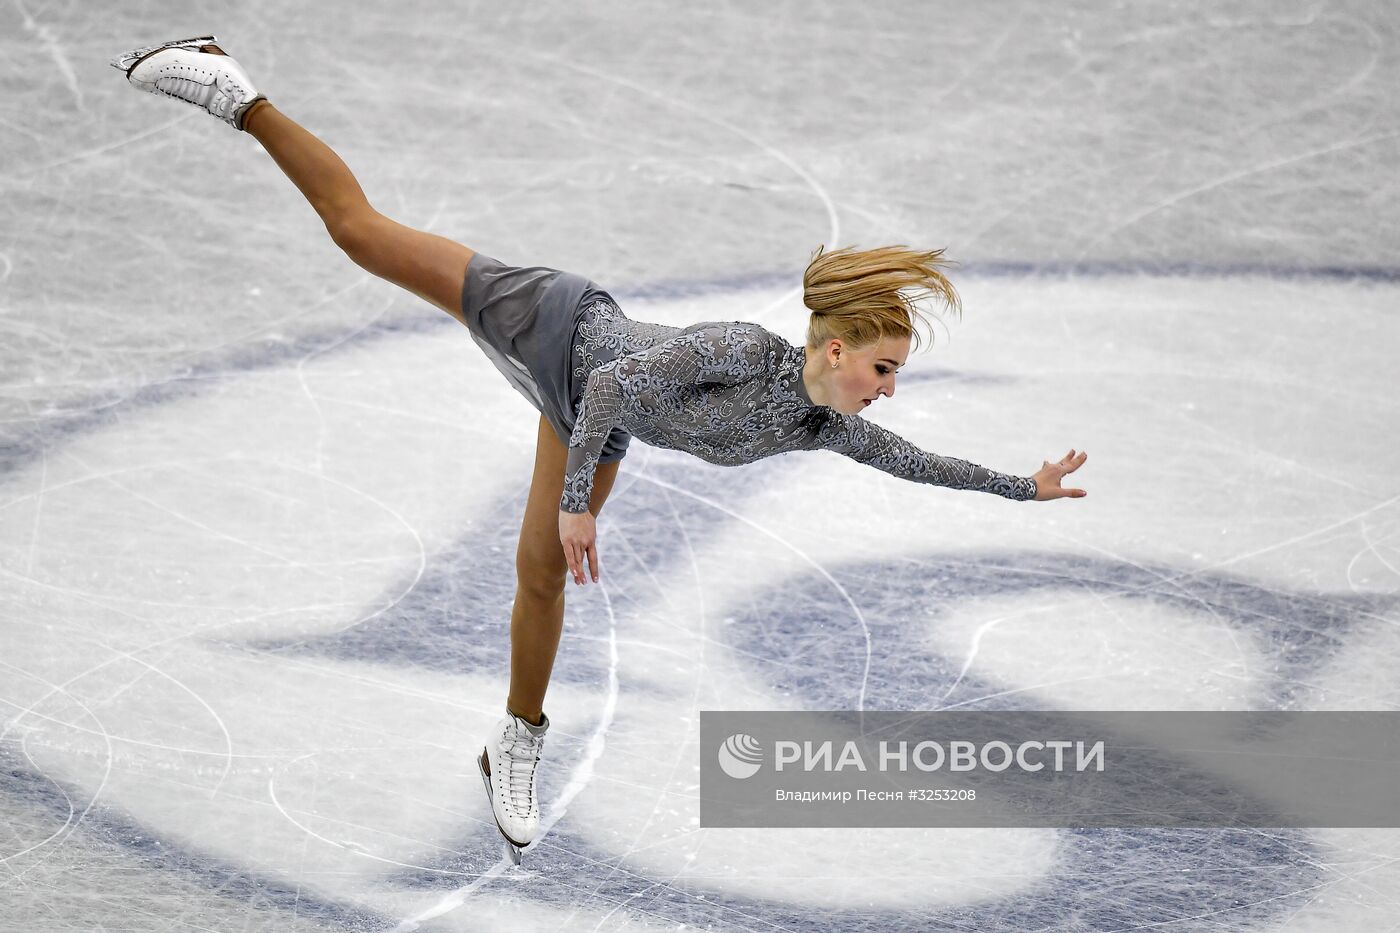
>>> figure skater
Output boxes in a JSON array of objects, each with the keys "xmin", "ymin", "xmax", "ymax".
[{"xmin": 111, "ymin": 37, "xmax": 1090, "ymax": 863}]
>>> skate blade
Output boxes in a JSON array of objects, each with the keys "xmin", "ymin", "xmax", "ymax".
[
  {"xmin": 110, "ymin": 35, "xmax": 218, "ymax": 74},
  {"xmin": 478, "ymin": 749, "xmax": 530, "ymax": 863}
]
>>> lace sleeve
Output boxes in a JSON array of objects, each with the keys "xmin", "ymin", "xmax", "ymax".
[
  {"xmin": 820, "ymin": 414, "xmax": 1037, "ymax": 501},
  {"xmin": 560, "ymin": 322, "xmax": 774, "ymax": 512}
]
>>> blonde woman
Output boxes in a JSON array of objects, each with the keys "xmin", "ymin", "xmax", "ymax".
[{"xmin": 112, "ymin": 37, "xmax": 1090, "ymax": 862}]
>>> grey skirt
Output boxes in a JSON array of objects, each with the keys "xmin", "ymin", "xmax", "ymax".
[{"xmin": 459, "ymin": 253, "xmax": 631, "ymax": 463}]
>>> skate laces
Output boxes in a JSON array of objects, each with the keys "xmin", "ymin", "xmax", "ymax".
[
  {"xmin": 498, "ymin": 722, "xmax": 545, "ymax": 813},
  {"xmin": 155, "ymin": 65, "xmax": 215, "ymax": 101},
  {"xmin": 153, "ymin": 58, "xmax": 252, "ymax": 117}
]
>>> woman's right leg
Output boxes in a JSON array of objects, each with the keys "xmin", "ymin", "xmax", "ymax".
[
  {"xmin": 507, "ymin": 416, "xmax": 621, "ymax": 725},
  {"xmin": 241, "ymin": 102, "xmax": 474, "ymax": 322},
  {"xmin": 241, "ymin": 105, "xmax": 623, "ymax": 713},
  {"xmin": 481, "ymin": 418, "xmax": 620, "ymax": 851}
]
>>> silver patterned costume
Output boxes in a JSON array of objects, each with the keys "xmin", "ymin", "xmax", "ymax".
[{"xmin": 560, "ymin": 299, "xmax": 1037, "ymax": 513}]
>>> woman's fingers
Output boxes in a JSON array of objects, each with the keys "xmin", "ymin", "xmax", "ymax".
[
  {"xmin": 1031, "ymin": 450, "xmax": 1089, "ymax": 501},
  {"xmin": 586, "ymin": 541, "xmax": 600, "ymax": 583},
  {"xmin": 559, "ymin": 510, "xmax": 600, "ymax": 586},
  {"xmin": 562, "ymin": 540, "xmax": 601, "ymax": 585},
  {"xmin": 565, "ymin": 543, "xmax": 581, "ymax": 585},
  {"xmin": 1060, "ymin": 450, "xmax": 1088, "ymax": 473}
]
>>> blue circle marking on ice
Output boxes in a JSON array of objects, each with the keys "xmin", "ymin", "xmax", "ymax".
[{"xmin": 718, "ymin": 733, "xmax": 763, "ymax": 779}]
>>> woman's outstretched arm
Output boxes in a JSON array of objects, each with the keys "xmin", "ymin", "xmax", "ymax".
[{"xmin": 818, "ymin": 415, "xmax": 1089, "ymax": 501}]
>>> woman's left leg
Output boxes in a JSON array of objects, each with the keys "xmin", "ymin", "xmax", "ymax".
[
  {"xmin": 240, "ymin": 101, "xmax": 475, "ymax": 322},
  {"xmin": 117, "ymin": 41, "xmax": 472, "ymax": 320}
]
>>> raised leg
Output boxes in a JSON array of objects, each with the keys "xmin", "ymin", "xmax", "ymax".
[
  {"xmin": 507, "ymin": 416, "xmax": 621, "ymax": 724},
  {"xmin": 241, "ymin": 102, "xmax": 474, "ymax": 321},
  {"xmin": 240, "ymin": 105, "xmax": 610, "ymax": 715}
]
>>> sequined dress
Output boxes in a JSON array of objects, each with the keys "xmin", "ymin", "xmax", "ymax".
[{"xmin": 560, "ymin": 298, "xmax": 1037, "ymax": 513}]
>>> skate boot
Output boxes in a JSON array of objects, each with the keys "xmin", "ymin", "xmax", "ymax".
[
  {"xmin": 111, "ymin": 36, "xmax": 266, "ymax": 131},
  {"xmin": 478, "ymin": 710, "xmax": 549, "ymax": 864}
]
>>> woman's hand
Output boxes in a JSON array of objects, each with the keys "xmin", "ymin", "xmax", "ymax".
[
  {"xmin": 559, "ymin": 509, "xmax": 600, "ymax": 585},
  {"xmin": 1032, "ymin": 449, "xmax": 1089, "ymax": 501}
]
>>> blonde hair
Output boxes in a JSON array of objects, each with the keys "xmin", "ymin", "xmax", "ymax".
[{"xmin": 802, "ymin": 245, "xmax": 961, "ymax": 353}]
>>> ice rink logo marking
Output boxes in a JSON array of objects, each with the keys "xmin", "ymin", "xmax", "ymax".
[{"xmin": 718, "ymin": 733, "xmax": 764, "ymax": 779}]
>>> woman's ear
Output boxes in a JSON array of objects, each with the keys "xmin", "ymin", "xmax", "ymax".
[{"xmin": 824, "ymin": 339, "xmax": 841, "ymax": 365}]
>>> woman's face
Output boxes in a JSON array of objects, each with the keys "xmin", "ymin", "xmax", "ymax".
[{"xmin": 828, "ymin": 335, "xmax": 911, "ymax": 416}]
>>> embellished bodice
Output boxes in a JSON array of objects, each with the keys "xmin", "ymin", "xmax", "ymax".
[{"xmin": 560, "ymin": 299, "xmax": 1036, "ymax": 512}]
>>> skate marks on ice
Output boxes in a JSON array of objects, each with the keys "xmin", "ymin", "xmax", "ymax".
[
  {"xmin": 0, "ymin": 330, "xmax": 617, "ymax": 929},
  {"xmin": 496, "ymin": 470, "xmax": 1385, "ymax": 929},
  {"xmin": 3, "ymin": 299, "xmax": 1400, "ymax": 928},
  {"xmin": 305, "ymin": 464, "xmax": 1395, "ymax": 924}
]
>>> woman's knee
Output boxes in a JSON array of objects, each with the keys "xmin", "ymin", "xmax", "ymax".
[
  {"xmin": 515, "ymin": 547, "xmax": 567, "ymax": 603},
  {"xmin": 322, "ymin": 210, "xmax": 472, "ymax": 318},
  {"xmin": 324, "ymin": 208, "xmax": 382, "ymax": 265}
]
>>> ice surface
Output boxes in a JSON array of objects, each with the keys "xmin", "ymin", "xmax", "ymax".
[{"xmin": 3, "ymin": 1, "xmax": 1399, "ymax": 930}]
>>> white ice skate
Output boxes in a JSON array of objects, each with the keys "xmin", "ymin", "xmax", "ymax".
[
  {"xmin": 478, "ymin": 710, "xmax": 549, "ymax": 865},
  {"xmin": 110, "ymin": 36, "xmax": 265, "ymax": 131}
]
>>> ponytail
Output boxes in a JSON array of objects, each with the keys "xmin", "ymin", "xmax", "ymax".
[{"xmin": 802, "ymin": 245, "xmax": 961, "ymax": 352}]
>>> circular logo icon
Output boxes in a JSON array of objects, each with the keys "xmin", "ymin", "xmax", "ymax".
[{"xmin": 717, "ymin": 733, "xmax": 763, "ymax": 779}]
